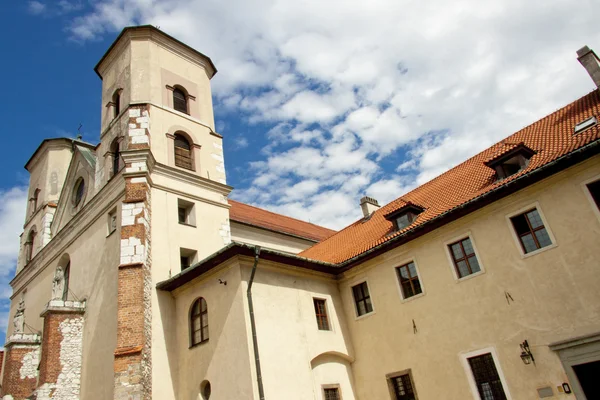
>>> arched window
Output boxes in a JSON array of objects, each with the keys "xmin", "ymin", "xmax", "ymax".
[
  {"xmin": 25, "ymin": 228, "xmax": 36, "ymax": 264},
  {"xmin": 190, "ymin": 297, "xmax": 208, "ymax": 346},
  {"xmin": 72, "ymin": 178, "xmax": 85, "ymax": 207},
  {"xmin": 113, "ymin": 89, "xmax": 121, "ymax": 118},
  {"xmin": 62, "ymin": 261, "xmax": 70, "ymax": 301},
  {"xmin": 173, "ymin": 87, "xmax": 188, "ymax": 114},
  {"xmin": 111, "ymin": 138, "xmax": 121, "ymax": 176},
  {"xmin": 29, "ymin": 188, "xmax": 40, "ymax": 216},
  {"xmin": 200, "ymin": 381, "xmax": 211, "ymax": 400},
  {"xmin": 174, "ymin": 133, "xmax": 193, "ymax": 170}
]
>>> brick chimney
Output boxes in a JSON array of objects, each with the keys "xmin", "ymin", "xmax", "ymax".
[
  {"xmin": 577, "ymin": 46, "xmax": 600, "ymax": 88},
  {"xmin": 360, "ymin": 196, "xmax": 380, "ymax": 217}
]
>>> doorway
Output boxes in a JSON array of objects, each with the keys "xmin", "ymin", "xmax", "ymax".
[{"xmin": 573, "ymin": 360, "xmax": 600, "ymax": 399}]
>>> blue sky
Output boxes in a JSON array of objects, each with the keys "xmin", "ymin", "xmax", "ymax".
[{"xmin": 0, "ymin": 0, "xmax": 599, "ymax": 345}]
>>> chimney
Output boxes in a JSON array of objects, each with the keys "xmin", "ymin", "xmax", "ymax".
[
  {"xmin": 360, "ymin": 196, "xmax": 380, "ymax": 218},
  {"xmin": 577, "ymin": 46, "xmax": 600, "ymax": 88}
]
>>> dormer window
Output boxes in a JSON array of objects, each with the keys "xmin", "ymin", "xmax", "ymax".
[
  {"xmin": 485, "ymin": 143, "xmax": 536, "ymax": 181},
  {"xmin": 385, "ymin": 203, "xmax": 424, "ymax": 232}
]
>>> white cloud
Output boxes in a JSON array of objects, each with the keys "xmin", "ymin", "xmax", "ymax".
[
  {"xmin": 27, "ymin": 1, "xmax": 46, "ymax": 15},
  {"xmin": 45, "ymin": 0, "xmax": 600, "ymax": 228}
]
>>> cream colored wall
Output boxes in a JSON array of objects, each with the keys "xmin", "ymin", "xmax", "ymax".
[
  {"xmin": 230, "ymin": 222, "xmax": 317, "ymax": 254},
  {"xmin": 338, "ymin": 156, "xmax": 600, "ymax": 400},
  {"xmin": 99, "ymin": 43, "xmax": 132, "ymax": 134},
  {"xmin": 242, "ymin": 260, "xmax": 356, "ymax": 400},
  {"xmin": 7, "ymin": 195, "xmax": 122, "ymax": 400},
  {"xmin": 170, "ymin": 260, "xmax": 255, "ymax": 400}
]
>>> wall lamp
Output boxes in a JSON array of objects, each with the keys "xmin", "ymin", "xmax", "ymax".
[{"xmin": 520, "ymin": 340, "xmax": 535, "ymax": 365}]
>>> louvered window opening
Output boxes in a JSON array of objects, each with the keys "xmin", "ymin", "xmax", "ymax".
[
  {"xmin": 191, "ymin": 298, "xmax": 209, "ymax": 346},
  {"xmin": 324, "ymin": 388, "xmax": 340, "ymax": 400},
  {"xmin": 352, "ymin": 282, "xmax": 373, "ymax": 316},
  {"xmin": 391, "ymin": 374, "xmax": 416, "ymax": 400},
  {"xmin": 511, "ymin": 209, "xmax": 552, "ymax": 254},
  {"xmin": 396, "ymin": 262, "xmax": 422, "ymax": 299},
  {"xmin": 468, "ymin": 353, "xmax": 507, "ymax": 400},
  {"xmin": 173, "ymin": 88, "xmax": 188, "ymax": 114},
  {"xmin": 449, "ymin": 237, "xmax": 480, "ymax": 278},
  {"xmin": 174, "ymin": 134, "xmax": 193, "ymax": 170},
  {"xmin": 313, "ymin": 299, "xmax": 330, "ymax": 330}
]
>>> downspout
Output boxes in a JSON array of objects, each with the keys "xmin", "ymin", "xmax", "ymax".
[{"xmin": 247, "ymin": 246, "xmax": 265, "ymax": 400}]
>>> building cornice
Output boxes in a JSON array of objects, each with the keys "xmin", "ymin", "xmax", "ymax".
[
  {"xmin": 152, "ymin": 162, "xmax": 233, "ymax": 197},
  {"xmin": 24, "ymin": 139, "xmax": 73, "ymax": 172}
]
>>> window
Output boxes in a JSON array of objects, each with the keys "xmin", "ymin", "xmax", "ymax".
[
  {"xmin": 72, "ymin": 178, "xmax": 85, "ymax": 207},
  {"xmin": 510, "ymin": 208, "xmax": 552, "ymax": 254},
  {"xmin": 389, "ymin": 373, "xmax": 416, "ymax": 400},
  {"xmin": 396, "ymin": 261, "xmax": 422, "ymax": 299},
  {"xmin": 485, "ymin": 143, "xmax": 535, "ymax": 180},
  {"xmin": 173, "ymin": 87, "xmax": 188, "ymax": 114},
  {"xmin": 62, "ymin": 261, "xmax": 70, "ymax": 301},
  {"xmin": 107, "ymin": 208, "xmax": 117, "ymax": 235},
  {"xmin": 190, "ymin": 297, "xmax": 208, "ymax": 346},
  {"xmin": 574, "ymin": 116, "xmax": 597, "ymax": 134},
  {"xmin": 587, "ymin": 179, "xmax": 600, "ymax": 209},
  {"xmin": 180, "ymin": 248, "xmax": 197, "ymax": 271},
  {"xmin": 111, "ymin": 138, "xmax": 121, "ymax": 176},
  {"xmin": 448, "ymin": 237, "xmax": 481, "ymax": 278},
  {"xmin": 24, "ymin": 229, "xmax": 36, "ymax": 264},
  {"xmin": 313, "ymin": 299, "xmax": 330, "ymax": 330},
  {"xmin": 385, "ymin": 204, "xmax": 424, "ymax": 232},
  {"xmin": 29, "ymin": 188, "xmax": 40, "ymax": 216},
  {"xmin": 323, "ymin": 387, "xmax": 340, "ymax": 400},
  {"xmin": 468, "ymin": 353, "xmax": 507, "ymax": 400},
  {"xmin": 177, "ymin": 198, "xmax": 195, "ymax": 226},
  {"xmin": 174, "ymin": 133, "xmax": 193, "ymax": 170},
  {"xmin": 112, "ymin": 89, "xmax": 121, "ymax": 118},
  {"xmin": 352, "ymin": 281, "xmax": 373, "ymax": 317},
  {"xmin": 200, "ymin": 380, "xmax": 211, "ymax": 400}
]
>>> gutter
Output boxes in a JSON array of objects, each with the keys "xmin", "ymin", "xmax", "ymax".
[{"xmin": 247, "ymin": 246, "xmax": 265, "ymax": 400}]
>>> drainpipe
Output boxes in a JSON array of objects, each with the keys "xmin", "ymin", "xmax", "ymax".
[{"xmin": 247, "ymin": 246, "xmax": 265, "ymax": 400}]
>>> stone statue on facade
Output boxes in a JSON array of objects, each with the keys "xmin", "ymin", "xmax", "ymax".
[
  {"xmin": 52, "ymin": 266, "xmax": 64, "ymax": 300},
  {"xmin": 13, "ymin": 296, "xmax": 25, "ymax": 334}
]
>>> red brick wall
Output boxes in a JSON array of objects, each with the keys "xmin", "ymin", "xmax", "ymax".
[{"xmin": 1, "ymin": 346, "xmax": 38, "ymax": 399}]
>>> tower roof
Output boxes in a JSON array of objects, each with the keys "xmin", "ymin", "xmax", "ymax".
[{"xmin": 94, "ymin": 25, "xmax": 217, "ymax": 79}]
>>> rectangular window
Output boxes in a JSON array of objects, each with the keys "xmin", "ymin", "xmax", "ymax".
[
  {"xmin": 396, "ymin": 261, "xmax": 422, "ymax": 299},
  {"xmin": 510, "ymin": 208, "xmax": 552, "ymax": 254},
  {"xmin": 468, "ymin": 353, "xmax": 507, "ymax": 400},
  {"xmin": 587, "ymin": 180, "xmax": 600, "ymax": 210},
  {"xmin": 352, "ymin": 282, "xmax": 373, "ymax": 317},
  {"xmin": 389, "ymin": 373, "xmax": 416, "ymax": 400},
  {"xmin": 313, "ymin": 299, "xmax": 330, "ymax": 330},
  {"xmin": 449, "ymin": 237, "xmax": 481, "ymax": 278},
  {"xmin": 323, "ymin": 388, "xmax": 340, "ymax": 400},
  {"xmin": 180, "ymin": 248, "xmax": 197, "ymax": 271},
  {"xmin": 177, "ymin": 198, "xmax": 195, "ymax": 226},
  {"xmin": 107, "ymin": 208, "xmax": 117, "ymax": 235}
]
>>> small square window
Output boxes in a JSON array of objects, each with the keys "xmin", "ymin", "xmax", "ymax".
[
  {"xmin": 180, "ymin": 248, "xmax": 197, "ymax": 271},
  {"xmin": 313, "ymin": 298, "xmax": 330, "ymax": 330},
  {"xmin": 323, "ymin": 387, "xmax": 341, "ymax": 400},
  {"xmin": 387, "ymin": 372, "xmax": 417, "ymax": 400},
  {"xmin": 510, "ymin": 208, "xmax": 552, "ymax": 254},
  {"xmin": 448, "ymin": 237, "xmax": 481, "ymax": 278},
  {"xmin": 107, "ymin": 208, "xmax": 117, "ymax": 235},
  {"xmin": 587, "ymin": 180, "xmax": 600, "ymax": 210},
  {"xmin": 352, "ymin": 282, "xmax": 373, "ymax": 317},
  {"xmin": 396, "ymin": 262, "xmax": 422, "ymax": 299},
  {"xmin": 177, "ymin": 199, "xmax": 195, "ymax": 226}
]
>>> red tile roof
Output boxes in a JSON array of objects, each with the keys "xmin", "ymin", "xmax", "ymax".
[
  {"xmin": 228, "ymin": 199, "xmax": 336, "ymax": 242},
  {"xmin": 300, "ymin": 90, "xmax": 600, "ymax": 264}
]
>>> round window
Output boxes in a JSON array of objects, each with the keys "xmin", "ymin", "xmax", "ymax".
[{"xmin": 72, "ymin": 178, "xmax": 85, "ymax": 207}]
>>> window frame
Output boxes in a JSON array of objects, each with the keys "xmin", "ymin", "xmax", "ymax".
[
  {"xmin": 190, "ymin": 297, "xmax": 209, "ymax": 347},
  {"xmin": 173, "ymin": 86, "xmax": 189, "ymax": 114},
  {"xmin": 394, "ymin": 258, "xmax": 425, "ymax": 302},
  {"xmin": 505, "ymin": 203, "xmax": 557, "ymax": 258},
  {"xmin": 173, "ymin": 132, "xmax": 195, "ymax": 171},
  {"xmin": 386, "ymin": 369, "xmax": 418, "ymax": 400},
  {"xmin": 177, "ymin": 198, "xmax": 196, "ymax": 227},
  {"xmin": 180, "ymin": 248, "xmax": 197, "ymax": 271},
  {"xmin": 322, "ymin": 384, "xmax": 342, "ymax": 400},
  {"xmin": 313, "ymin": 298, "xmax": 331, "ymax": 331},
  {"xmin": 107, "ymin": 207, "xmax": 118, "ymax": 236},
  {"xmin": 443, "ymin": 233, "xmax": 485, "ymax": 282},
  {"xmin": 461, "ymin": 347, "xmax": 512, "ymax": 400},
  {"xmin": 351, "ymin": 280, "xmax": 375, "ymax": 319},
  {"xmin": 24, "ymin": 228, "xmax": 36, "ymax": 264},
  {"xmin": 582, "ymin": 174, "xmax": 600, "ymax": 223}
]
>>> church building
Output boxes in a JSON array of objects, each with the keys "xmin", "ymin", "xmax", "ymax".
[{"xmin": 2, "ymin": 25, "xmax": 600, "ymax": 400}]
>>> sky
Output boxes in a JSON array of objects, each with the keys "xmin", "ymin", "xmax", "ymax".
[{"xmin": 0, "ymin": 0, "xmax": 599, "ymax": 344}]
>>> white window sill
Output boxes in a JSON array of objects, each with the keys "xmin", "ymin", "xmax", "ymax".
[{"xmin": 520, "ymin": 242, "xmax": 557, "ymax": 259}]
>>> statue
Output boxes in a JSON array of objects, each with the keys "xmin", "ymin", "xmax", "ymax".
[
  {"xmin": 13, "ymin": 296, "xmax": 25, "ymax": 334},
  {"xmin": 52, "ymin": 266, "xmax": 65, "ymax": 300}
]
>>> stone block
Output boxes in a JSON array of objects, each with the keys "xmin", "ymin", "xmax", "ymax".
[{"xmin": 129, "ymin": 109, "xmax": 141, "ymax": 118}]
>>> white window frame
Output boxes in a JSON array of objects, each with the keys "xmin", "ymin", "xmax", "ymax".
[
  {"xmin": 581, "ymin": 174, "xmax": 600, "ymax": 223},
  {"xmin": 350, "ymin": 279, "xmax": 376, "ymax": 320},
  {"xmin": 443, "ymin": 231, "xmax": 486, "ymax": 282},
  {"xmin": 393, "ymin": 257, "xmax": 426, "ymax": 302},
  {"xmin": 505, "ymin": 202, "xmax": 557, "ymax": 258},
  {"xmin": 460, "ymin": 347, "xmax": 512, "ymax": 400}
]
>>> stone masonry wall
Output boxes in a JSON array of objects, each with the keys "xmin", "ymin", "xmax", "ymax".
[{"xmin": 1, "ymin": 336, "xmax": 41, "ymax": 400}]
